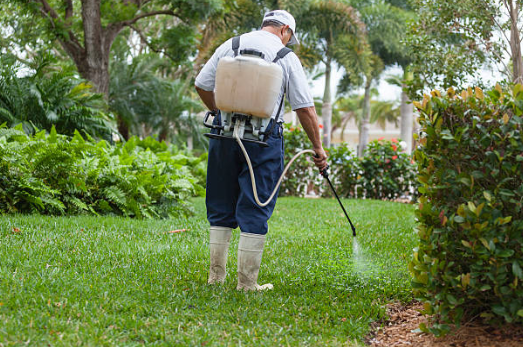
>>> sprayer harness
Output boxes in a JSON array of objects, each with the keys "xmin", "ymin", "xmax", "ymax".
[{"xmin": 204, "ymin": 36, "xmax": 316, "ymax": 207}]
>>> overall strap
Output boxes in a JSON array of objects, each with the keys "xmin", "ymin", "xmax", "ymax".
[
  {"xmin": 232, "ymin": 36, "xmax": 241, "ymax": 57},
  {"xmin": 274, "ymin": 94, "xmax": 286, "ymax": 122},
  {"xmin": 263, "ymin": 92, "xmax": 286, "ymax": 142},
  {"xmin": 271, "ymin": 47, "xmax": 293, "ymax": 124},
  {"xmin": 272, "ymin": 47, "xmax": 293, "ymax": 63}
]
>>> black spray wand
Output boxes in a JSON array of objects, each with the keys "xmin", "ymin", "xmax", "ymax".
[{"xmin": 318, "ymin": 164, "xmax": 357, "ymax": 237}]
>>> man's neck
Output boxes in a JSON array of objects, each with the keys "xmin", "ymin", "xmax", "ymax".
[{"xmin": 261, "ymin": 27, "xmax": 283, "ymax": 43}]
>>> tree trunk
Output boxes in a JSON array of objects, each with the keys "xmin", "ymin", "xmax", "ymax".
[
  {"xmin": 159, "ymin": 122, "xmax": 170, "ymax": 142},
  {"xmin": 117, "ymin": 117, "xmax": 130, "ymax": 141},
  {"xmin": 36, "ymin": 0, "xmax": 123, "ymax": 97},
  {"xmin": 358, "ymin": 78, "xmax": 372, "ymax": 157},
  {"xmin": 79, "ymin": 0, "xmax": 108, "ymax": 95},
  {"xmin": 322, "ymin": 58, "xmax": 332, "ymax": 148},
  {"xmin": 187, "ymin": 135, "xmax": 193, "ymax": 151},
  {"xmin": 508, "ymin": 0, "xmax": 523, "ymax": 83},
  {"xmin": 400, "ymin": 85, "xmax": 413, "ymax": 153},
  {"xmin": 79, "ymin": 0, "xmax": 127, "ymax": 135}
]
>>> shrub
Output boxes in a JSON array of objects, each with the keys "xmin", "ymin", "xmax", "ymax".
[
  {"xmin": 0, "ymin": 124, "xmax": 205, "ymax": 218},
  {"xmin": 321, "ymin": 143, "xmax": 359, "ymax": 198},
  {"xmin": 410, "ymin": 86, "xmax": 523, "ymax": 336},
  {"xmin": 280, "ymin": 124, "xmax": 315, "ymax": 196},
  {"xmin": 280, "ymin": 124, "xmax": 417, "ymax": 200},
  {"xmin": 359, "ymin": 139, "xmax": 417, "ymax": 200}
]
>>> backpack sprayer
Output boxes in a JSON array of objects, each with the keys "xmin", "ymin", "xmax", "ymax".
[{"xmin": 203, "ymin": 39, "xmax": 356, "ymax": 236}]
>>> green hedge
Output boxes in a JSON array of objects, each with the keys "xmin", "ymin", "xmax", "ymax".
[
  {"xmin": 410, "ymin": 86, "xmax": 523, "ymax": 335},
  {"xmin": 0, "ymin": 124, "xmax": 206, "ymax": 218},
  {"xmin": 280, "ymin": 124, "xmax": 416, "ymax": 200}
]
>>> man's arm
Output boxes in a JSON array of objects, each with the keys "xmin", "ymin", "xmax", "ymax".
[
  {"xmin": 295, "ymin": 106, "xmax": 328, "ymax": 171},
  {"xmin": 195, "ymin": 86, "xmax": 217, "ymax": 112}
]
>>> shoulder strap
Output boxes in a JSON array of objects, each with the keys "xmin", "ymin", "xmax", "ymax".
[
  {"xmin": 272, "ymin": 47, "xmax": 293, "ymax": 63},
  {"xmin": 232, "ymin": 36, "xmax": 240, "ymax": 57}
]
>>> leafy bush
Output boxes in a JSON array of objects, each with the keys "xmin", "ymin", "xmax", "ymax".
[
  {"xmin": 410, "ymin": 86, "xmax": 523, "ymax": 335},
  {"xmin": 280, "ymin": 124, "xmax": 315, "ymax": 196},
  {"xmin": 359, "ymin": 139, "xmax": 417, "ymax": 200},
  {"xmin": 321, "ymin": 143, "xmax": 359, "ymax": 198},
  {"xmin": 280, "ymin": 124, "xmax": 416, "ymax": 200},
  {"xmin": 0, "ymin": 124, "xmax": 205, "ymax": 218},
  {"xmin": 0, "ymin": 56, "xmax": 115, "ymax": 139}
]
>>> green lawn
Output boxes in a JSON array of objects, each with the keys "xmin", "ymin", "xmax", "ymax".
[{"xmin": 0, "ymin": 197, "xmax": 417, "ymax": 346}]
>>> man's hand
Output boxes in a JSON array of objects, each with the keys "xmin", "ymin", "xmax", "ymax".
[{"xmin": 313, "ymin": 147, "xmax": 328, "ymax": 171}]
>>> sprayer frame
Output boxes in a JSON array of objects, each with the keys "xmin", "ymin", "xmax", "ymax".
[{"xmin": 203, "ymin": 111, "xmax": 275, "ymax": 147}]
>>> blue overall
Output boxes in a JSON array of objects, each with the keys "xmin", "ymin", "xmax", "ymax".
[{"xmin": 206, "ymin": 113, "xmax": 284, "ymax": 235}]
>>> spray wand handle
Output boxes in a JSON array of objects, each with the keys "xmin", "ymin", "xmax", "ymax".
[
  {"xmin": 320, "ymin": 165, "xmax": 329, "ymax": 178},
  {"xmin": 313, "ymin": 154, "xmax": 329, "ymax": 178}
]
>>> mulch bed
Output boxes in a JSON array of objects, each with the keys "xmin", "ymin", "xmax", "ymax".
[{"xmin": 366, "ymin": 302, "xmax": 523, "ymax": 347}]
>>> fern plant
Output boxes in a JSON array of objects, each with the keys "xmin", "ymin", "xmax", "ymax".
[{"xmin": 0, "ymin": 123, "xmax": 206, "ymax": 218}]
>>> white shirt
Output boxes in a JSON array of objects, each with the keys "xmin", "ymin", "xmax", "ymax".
[{"xmin": 195, "ymin": 30, "xmax": 314, "ymax": 122}]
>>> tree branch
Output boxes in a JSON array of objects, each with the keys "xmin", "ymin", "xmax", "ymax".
[
  {"xmin": 65, "ymin": 0, "xmax": 73, "ymax": 19},
  {"xmin": 34, "ymin": 0, "xmax": 83, "ymax": 52},
  {"xmin": 502, "ymin": 0, "xmax": 511, "ymax": 14},
  {"xmin": 129, "ymin": 24, "xmax": 179, "ymax": 62},
  {"xmin": 120, "ymin": 10, "xmax": 179, "ymax": 28},
  {"xmin": 38, "ymin": 0, "xmax": 60, "ymax": 20},
  {"xmin": 478, "ymin": 35, "xmax": 512, "ymax": 76},
  {"xmin": 492, "ymin": 15, "xmax": 511, "ymax": 45}
]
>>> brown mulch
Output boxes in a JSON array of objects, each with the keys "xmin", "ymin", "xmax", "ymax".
[{"xmin": 366, "ymin": 302, "xmax": 523, "ymax": 347}]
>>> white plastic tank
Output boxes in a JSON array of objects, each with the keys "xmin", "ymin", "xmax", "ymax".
[{"xmin": 215, "ymin": 53, "xmax": 283, "ymax": 119}]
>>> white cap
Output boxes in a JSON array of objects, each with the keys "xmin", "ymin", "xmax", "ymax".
[{"xmin": 262, "ymin": 10, "xmax": 299, "ymax": 45}]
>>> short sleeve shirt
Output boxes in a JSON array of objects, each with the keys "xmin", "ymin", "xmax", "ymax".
[{"xmin": 195, "ymin": 30, "xmax": 314, "ymax": 122}]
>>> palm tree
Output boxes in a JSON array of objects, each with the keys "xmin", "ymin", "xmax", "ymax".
[
  {"xmin": 385, "ymin": 73, "xmax": 414, "ymax": 153},
  {"xmin": 146, "ymin": 78, "xmax": 203, "ymax": 144},
  {"xmin": 109, "ymin": 55, "xmax": 204, "ymax": 147},
  {"xmin": 332, "ymin": 94, "xmax": 363, "ymax": 142},
  {"xmin": 370, "ymin": 99, "xmax": 400, "ymax": 130},
  {"xmin": 109, "ymin": 56, "xmax": 161, "ymax": 140},
  {"xmin": 332, "ymin": 92, "xmax": 399, "ymax": 143},
  {"xmin": 298, "ymin": 0, "xmax": 367, "ymax": 148},
  {"xmin": 337, "ymin": 0, "xmax": 411, "ymax": 156}
]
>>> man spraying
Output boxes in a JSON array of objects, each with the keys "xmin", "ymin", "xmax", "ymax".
[{"xmin": 195, "ymin": 10, "xmax": 327, "ymax": 291}]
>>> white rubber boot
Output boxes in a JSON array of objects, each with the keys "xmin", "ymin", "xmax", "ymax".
[
  {"xmin": 208, "ymin": 226, "xmax": 232, "ymax": 284},
  {"xmin": 236, "ymin": 232, "xmax": 273, "ymax": 291}
]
